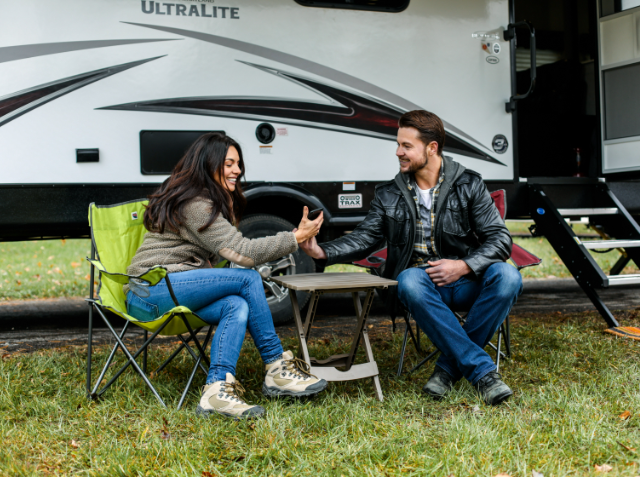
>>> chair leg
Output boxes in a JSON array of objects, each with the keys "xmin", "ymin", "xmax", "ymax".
[
  {"xmin": 143, "ymin": 330, "xmax": 148, "ymax": 374},
  {"xmin": 409, "ymin": 349, "xmax": 440, "ymax": 375},
  {"xmin": 86, "ymin": 303, "xmax": 94, "ymax": 399},
  {"xmin": 179, "ymin": 314, "xmax": 210, "ymax": 368},
  {"xmin": 86, "ymin": 244, "xmax": 96, "ymax": 399},
  {"xmin": 495, "ymin": 331, "xmax": 502, "ymax": 372},
  {"xmin": 90, "ymin": 320, "xmax": 130, "ymax": 397},
  {"xmin": 93, "ymin": 306, "xmax": 173, "ymax": 407},
  {"xmin": 504, "ymin": 317, "xmax": 512, "ymax": 357},
  {"xmin": 397, "ymin": 323, "xmax": 410, "ymax": 377}
]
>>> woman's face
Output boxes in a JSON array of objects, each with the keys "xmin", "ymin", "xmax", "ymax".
[{"xmin": 217, "ymin": 146, "xmax": 242, "ymax": 192}]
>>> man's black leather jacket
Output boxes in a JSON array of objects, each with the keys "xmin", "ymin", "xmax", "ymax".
[{"xmin": 319, "ymin": 156, "xmax": 512, "ymax": 312}]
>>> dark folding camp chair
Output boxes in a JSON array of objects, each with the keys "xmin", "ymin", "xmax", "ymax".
[
  {"xmin": 353, "ymin": 189, "xmax": 542, "ymax": 376},
  {"xmin": 85, "ymin": 200, "xmax": 215, "ymax": 409}
]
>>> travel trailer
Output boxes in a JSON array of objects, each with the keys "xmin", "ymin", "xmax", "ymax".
[{"xmin": 2, "ymin": 0, "xmax": 639, "ymax": 324}]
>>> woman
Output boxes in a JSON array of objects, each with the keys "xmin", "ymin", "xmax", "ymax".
[{"xmin": 124, "ymin": 132, "xmax": 327, "ymax": 419}]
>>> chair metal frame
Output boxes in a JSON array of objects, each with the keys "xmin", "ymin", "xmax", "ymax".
[
  {"xmin": 85, "ymin": 201, "xmax": 214, "ymax": 409},
  {"xmin": 395, "ymin": 310, "xmax": 511, "ymax": 376}
]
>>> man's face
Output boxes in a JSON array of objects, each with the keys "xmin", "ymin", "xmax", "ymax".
[{"xmin": 396, "ymin": 127, "xmax": 428, "ymax": 174}]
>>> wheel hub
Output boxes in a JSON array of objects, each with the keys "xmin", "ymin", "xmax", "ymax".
[{"xmin": 257, "ymin": 265, "xmax": 271, "ymax": 278}]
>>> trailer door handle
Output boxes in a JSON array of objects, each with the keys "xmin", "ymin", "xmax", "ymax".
[{"xmin": 504, "ymin": 21, "xmax": 536, "ymax": 113}]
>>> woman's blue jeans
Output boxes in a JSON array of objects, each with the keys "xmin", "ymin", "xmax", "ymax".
[
  {"xmin": 126, "ymin": 268, "xmax": 284, "ymax": 384},
  {"xmin": 397, "ymin": 262, "xmax": 523, "ymax": 385}
]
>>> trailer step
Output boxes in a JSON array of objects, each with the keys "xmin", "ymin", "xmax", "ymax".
[
  {"xmin": 557, "ymin": 207, "xmax": 619, "ymax": 216},
  {"xmin": 607, "ymin": 274, "xmax": 640, "ymax": 286},
  {"xmin": 582, "ymin": 239, "xmax": 640, "ymax": 249},
  {"xmin": 529, "ymin": 182, "xmax": 640, "ymax": 328}
]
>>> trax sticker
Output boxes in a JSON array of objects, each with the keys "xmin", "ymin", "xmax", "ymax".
[
  {"xmin": 338, "ymin": 193, "xmax": 362, "ymax": 209},
  {"xmin": 259, "ymin": 146, "xmax": 272, "ymax": 154},
  {"xmin": 141, "ymin": 1, "xmax": 240, "ymax": 19},
  {"xmin": 486, "ymin": 56, "xmax": 499, "ymax": 64}
]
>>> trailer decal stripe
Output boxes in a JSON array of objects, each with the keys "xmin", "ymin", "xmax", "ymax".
[
  {"xmin": 0, "ymin": 39, "xmax": 179, "ymax": 64},
  {"xmin": 122, "ymin": 21, "xmax": 493, "ymax": 154},
  {"xmin": 0, "ymin": 57, "xmax": 163, "ymax": 127},
  {"xmin": 100, "ymin": 62, "xmax": 504, "ymax": 165}
]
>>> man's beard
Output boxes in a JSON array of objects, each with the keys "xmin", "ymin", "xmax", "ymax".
[{"xmin": 405, "ymin": 153, "xmax": 428, "ymax": 174}]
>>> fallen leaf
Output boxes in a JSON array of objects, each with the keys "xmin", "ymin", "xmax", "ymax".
[
  {"xmin": 160, "ymin": 417, "xmax": 171, "ymax": 440},
  {"xmin": 71, "ymin": 262, "xmax": 81, "ymax": 268},
  {"xmin": 617, "ymin": 441, "xmax": 637, "ymax": 452},
  {"xmin": 595, "ymin": 464, "xmax": 613, "ymax": 472},
  {"xmin": 619, "ymin": 410, "xmax": 632, "ymax": 420},
  {"xmin": 202, "ymin": 472, "xmax": 213, "ymax": 477},
  {"xmin": 48, "ymin": 256, "xmax": 54, "ymax": 260},
  {"xmin": 249, "ymin": 423, "xmax": 256, "ymax": 431},
  {"xmin": 472, "ymin": 405, "xmax": 481, "ymax": 413},
  {"xmin": 532, "ymin": 471, "xmax": 544, "ymax": 477},
  {"xmin": 494, "ymin": 474, "xmax": 512, "ymax": 477},
  {"xmin": 70, "ymin": 439, "xmax": 79, "ymax": 449}
]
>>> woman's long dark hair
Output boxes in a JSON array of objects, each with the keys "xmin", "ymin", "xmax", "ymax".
[{"xmin": 144, "ymin": 132, "xmax": 246, "ymax": 233}]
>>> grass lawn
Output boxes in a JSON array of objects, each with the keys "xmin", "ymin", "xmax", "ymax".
[
  {"xmin": 0, "ymin": 310, "xmax": 638, "ymax": 475},
  {"xmin": 1, "ymin": 223, "xmax": 637, "ymax": 301}
]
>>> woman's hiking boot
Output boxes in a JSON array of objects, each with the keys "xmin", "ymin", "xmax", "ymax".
[
  {"xmin": 263, "ymin": 350, "xmax": 328, "ymax": 397},
  {"xmin": 422, "ymin": 367, "xmax": 457, "ymax": 399},
  {"xmin": 196, "ymin": 373, "xmax": 265, "ymax": 419},
  {"xmin": 475, "ymin": 371, "xmax": 513, "ymax": 405}
]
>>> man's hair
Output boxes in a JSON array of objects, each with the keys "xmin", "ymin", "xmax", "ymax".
[{"xmin": 398, "ymin": 110, "xmax": 445, "ymax": 156}]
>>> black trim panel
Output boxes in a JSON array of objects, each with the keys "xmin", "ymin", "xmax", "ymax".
[{"xmin": 2, "ymin": 180, "xmax": 637, "ymax": 241}]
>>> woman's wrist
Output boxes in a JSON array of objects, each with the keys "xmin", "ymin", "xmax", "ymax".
[{"xmin": 294, "ymin": 230, "xmax": 310, "ymax": 243}]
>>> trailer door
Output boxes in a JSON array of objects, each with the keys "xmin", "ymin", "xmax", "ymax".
[{"xmin": 598, "ymin": 1, "xmax": 640, "ymax": 174}]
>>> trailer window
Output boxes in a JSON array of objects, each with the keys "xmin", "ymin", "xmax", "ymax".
[
  {"xmin": 295, "ymin": 0, "xmax": 409, "ymax": 13},
  {"xmin": 601, "ymin": 0, "xmax": 640, "ymax": 17},
  {"xmin": 603, "ymin": 63, "xmax": 640, "ymax": 140},
  {"xmin": 140, "ymin": 130, "xmax": 225, "ymax": 175}
]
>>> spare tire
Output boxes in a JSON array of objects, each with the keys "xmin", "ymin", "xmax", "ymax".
[{"xmin": 235, "ymin": 214, "xmax": 314, "ymax": 325}]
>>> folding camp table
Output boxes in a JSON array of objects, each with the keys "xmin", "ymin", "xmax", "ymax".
[{"xmin": 270, "ymin": 272, "xmax": 397, "ymax": 402}]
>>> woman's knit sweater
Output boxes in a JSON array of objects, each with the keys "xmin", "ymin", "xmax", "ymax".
[{"xmin": 123, "ymin": 198, "xmax": 298, "ymax": 295}]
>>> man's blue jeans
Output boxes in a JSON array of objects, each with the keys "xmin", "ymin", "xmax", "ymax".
[
  {"xmin": 397, "ymin": 262, "xmax": 523, "ymax": 385},
  {"xmin": 126, "ymin": 268, "xmax": 284, "ymax": 384}
]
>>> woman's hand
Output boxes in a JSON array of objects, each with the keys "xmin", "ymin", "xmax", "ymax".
[{"xmin": 294, "ymin": 206, "xmax": 323, "ymax": 244}]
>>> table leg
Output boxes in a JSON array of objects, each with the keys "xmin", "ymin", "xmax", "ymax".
[
  {"xmin": 345, "ymin": 290, "xmax": 375, "ymax": 370},
  {"xmin": 348, "ymin": 290, "xmax": 382, "ymax": 401},
  {"xmin": 303, "ymin": 291, "xmax": 321, "ymax": 342},
  {"xmin": 290, "ymin": 290, "xmax": 311, "ymax": 364},
  {"xmin": 361, "ymin": 328, "xmax": 384, "ymax": 402}
]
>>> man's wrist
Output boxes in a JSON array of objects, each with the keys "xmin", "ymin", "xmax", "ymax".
[{"xmin": 457, "ymin": 260, "xmax": 472, "ymax": 274}]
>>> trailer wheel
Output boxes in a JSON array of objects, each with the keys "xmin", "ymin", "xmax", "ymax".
[{"xmin": 234, "ymin": 214, "xmax": 314, "ymax": 325}]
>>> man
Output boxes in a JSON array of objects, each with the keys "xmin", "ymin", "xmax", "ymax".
[{"xmin": 299, "ymin": 110, "xmax": 523, "ymax": 405}]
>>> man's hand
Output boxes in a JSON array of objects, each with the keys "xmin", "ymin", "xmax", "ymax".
[
  {"xmin": 425, "ymin": 259, "xmax": 471, "ymax": 286},
  {"xmin": 295, "ymin": 232, "xmax": 327, "ymax": 259}
]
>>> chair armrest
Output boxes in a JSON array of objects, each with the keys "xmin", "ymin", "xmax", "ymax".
[{"xmin": 85, "ymin": 258, "xmax": 167, "ymax": 286}]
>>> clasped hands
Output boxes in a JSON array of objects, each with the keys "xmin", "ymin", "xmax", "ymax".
[{"xmin": 293, "ymin": 206, "xmax": 324, "ymax": 244}]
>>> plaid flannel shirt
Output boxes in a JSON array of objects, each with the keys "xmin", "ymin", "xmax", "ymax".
[{"xmin": 409, "ymin": 165, "xmax": 445, "ymax": 267}]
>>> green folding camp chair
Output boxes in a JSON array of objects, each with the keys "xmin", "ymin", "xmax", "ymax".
[{"xmin": 85, "ymin": 199, "xmax": 213, "ymax": 409}]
